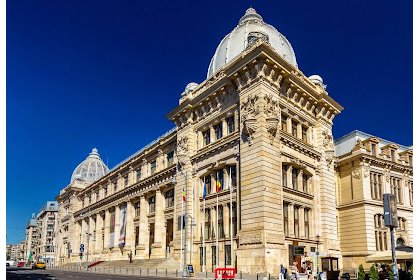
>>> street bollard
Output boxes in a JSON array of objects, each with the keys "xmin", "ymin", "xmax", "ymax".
[
  {"xmin": 176, "ymin": 270, "xmax": 178, "ymax": 277},
  {"xmin": 147, "ymin": 268, "xmax": 149, "ymax": 276},
  {"xmin": 240, "ymin": 271, "xmax": 243, "ymax": 279},
  {"xmin": 140, "ymin": 268, "xmax": 142, "ymax": 275},
  {"xmin": 206, "ymin": 270, "xmax": 208, "ymax": 278},
  {"xmin": 269, "ymin": 273, "xmax": 271, "ymax": 280},
  {"xmin": 114, "ymin": 267, "xmax": 116, "ymax": 273},
  {"xmin": 257, "ymin": 272, "xmax": 259, "ymax": 280},
  {"xmin": 166, "ymin": 268, "xmax": 167, "ymax": 276}
]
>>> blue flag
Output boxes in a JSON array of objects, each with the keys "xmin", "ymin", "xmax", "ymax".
[{"xmin": 203, "ymin": 180, "xmax": 207, "ymax": 199}]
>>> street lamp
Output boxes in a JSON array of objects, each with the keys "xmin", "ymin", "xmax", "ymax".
[
  {"xmin": 85, "ymin": 214, "xmax": 92, "ymax": 271},
  {"xmin": 181, "ymin": 170, "xmax": 189, "ymax": 278},
  {"xmin": 316, "ymin": 234, "xmax": 320, "ymax": 280}
]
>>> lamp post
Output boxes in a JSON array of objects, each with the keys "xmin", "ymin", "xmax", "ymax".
[
  {"xmin": 316, "ymin": 234, "xmax": 320, "ymax": 280},
  {"xmin": 85, "ymin": 215, "xmax": 91, "ymax": 271}
]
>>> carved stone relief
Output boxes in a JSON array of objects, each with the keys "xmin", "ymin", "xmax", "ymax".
[
  {"xmin": 263, "ymin": 94, "xmax": 280, "ymax": 141},
  {"xmin": 352, "ymin": 167, "xmax": 360, "ymax": 180},
  {"xmin": 322, "ymin": 130, "xmax": 335, "ymax": 150},
  {"xmin": 241, "ymin": 94, "xmax": 260, "ymax": 145}
]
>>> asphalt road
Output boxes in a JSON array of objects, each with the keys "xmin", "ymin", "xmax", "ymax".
[{"xmin": 6, "ymin": 268, "xmax": 188, "ymax": 280}]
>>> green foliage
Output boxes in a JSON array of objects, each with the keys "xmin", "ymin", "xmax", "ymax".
[
  {"xmin": 388, "ymin": 265, "xmax": 395, "ymax": 280},
  {"xmin": 408, "ymin": 265, "xmax": 413, "ymax": 280},
  {"xmin": 358, "ymin": 264, "xmax": 365, "ymax": 280},
  {"xmin": 369, "ymin": 264, "xmax": 379, "ymax": 280}
]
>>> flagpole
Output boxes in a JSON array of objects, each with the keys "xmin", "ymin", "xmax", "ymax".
[
  {"xmin": 229, "ymin": 167, "xmax": 234, "ymax": 268},
  {"xmin": 180, "ymin": 195, "xmax": 183, "ymax": 272},
  {"xmin": 216, "ymin": 191, "xmax": 219, "ymax": 269},
  {"xmin": 202, "ymin": 194, "xmax": 205, "ymax": 272}
]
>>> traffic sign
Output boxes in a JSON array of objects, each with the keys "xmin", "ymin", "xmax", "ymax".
[{"xmin": 80, "ymin": 244, "xmax": 85, "ymax": 252}]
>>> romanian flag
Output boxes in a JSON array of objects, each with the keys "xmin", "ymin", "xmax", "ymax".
[
  {"xmin": 216, "ymin": 174, "xmax": 222, "ymax": 193},
  {"xmin": 182, "ymin": 190, "xmax": 186, "ymax": 202}
]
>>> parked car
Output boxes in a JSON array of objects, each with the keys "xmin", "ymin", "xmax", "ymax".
[
  {"xmin": 17, "ymin": 261, "xmax": 25, "ymax": 267},
  {"xmin": 32, "ymin": 262, "xmax": 46, "ymax": 270}
]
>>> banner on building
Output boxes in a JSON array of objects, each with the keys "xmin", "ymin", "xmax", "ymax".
[
  {"xmin": 109, "ymin": 210, "xmax": 115, "ymax": 248},
  {"xmin": 119, "ymin": 205, "xmax": 127, "ymax": 247}
]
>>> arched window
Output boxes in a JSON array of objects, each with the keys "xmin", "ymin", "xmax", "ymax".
[
  {"xmin": 397, "ymin": 217, "xmax": 406, "ymax": 231},
  {"xmin": 374, "ymin": 214, "xmax": 388, "ymax": 251},
  {"xmin": 396, "ymin": 237, "xmax": 405, "ymax": 247}
]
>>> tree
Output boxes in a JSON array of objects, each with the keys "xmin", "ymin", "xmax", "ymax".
[
  {"xmin": 358, "ymin": 264, "xmax": 365, "ymax": 280},
  {"xmin": 369, "ymin": 264, "xmax": 379, "ymax": 280}
]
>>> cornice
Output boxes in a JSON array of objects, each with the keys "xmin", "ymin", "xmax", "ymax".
[
  {"xmin": 337, "ymin": 199, "xmax": 413, "ymax": 212},
  {"xmin": 279, "ymin": 130, "xmax": 321, "ymax": 161}
]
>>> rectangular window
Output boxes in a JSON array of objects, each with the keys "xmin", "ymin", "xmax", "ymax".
[
  {"xmin": 177, "ymin": 215, "xmax": 186, "ymax": 230},
  {"xmin": 281, "ymin": 115, "xmax": 288, "ymax": 132},
  {"xmin": 148, "ymin": 196, "xmax": 156, "ymax": 213},
  {"xmin": 283, "ymin": 203, "xmax": 289, "ymax": 236},
  {"xmin": 218, "ymin": 206, "xmax": 224, "ymax": 238},
  {"xmin": 205, "ymin": 175, "xmax": 212, "ymax": 194},
  {"xmin": 409, "ymin": 182, "xmax": 413, "ymax": 206},
  {"xmin": 200, "ymin": 246, "xmax": 206, "ymax": 266},
  {"xmin": 104, "ymin": 186, "xmax": 108, "ymax": 197},
  {"xmin": 165, "ymin": 189, "xmax": 175, "ymax": 208},
  {"xmin": 391, "ymin": 150, "xmax": 396, "ymax": 162},
  {"xmin": 113, "ymin": 181, "xmax": 117, "ymax": 192},
  {"xmin": 225, "ymin": 245, "xmax": 231, "ymax": 265},
  {"xmin": 134, "ymin": 202, "xmax": 140, "ymax": 217},
  {"xmin": 292, "ymin": 120, "xmax": 298, "ymax": 137},
  {"xmin": 214, "ymin": 123, "xmax": 223, "ymax": 140},
  {"xmin": 167, "ymin": 151, "xmax": 174, "ymax": 166},
  {"xmin": 135, "ymin": 226, "xmax": 139, "ymax": 246},
  {"xmin": 136, "ymin": 169, "xmax": 141, "ymax": 182},
  {"xmin": 282, "ymin": 165, "xmax": 288, "ymax": 188},
  {"xmin": 216, "ymin": 169, "xmax": 224, "ymax": 191},
  {"xmin": 203, "ymin": 129, "xmax": 211, "ymax": 146},
  {"xmin": 408, "ymin": 155, "xmax": 413, "ymax": 166},
  {"xmin": 370, "ymin": 173, "xmax": 382, "ymax": 200},
  {"xmin": 150, "ymin": 160, "xmax": 157, "ymax": 175},
  {"xmin": 124, "ymin": 175, "xmax": 128, "ymax": 187},
  {"xmin": 294, "ymin": 206, "xmax": 299, "ymax": 238},
  {"xmin": 227, "ymin": 116, "xmax": 235, "ymax": 134},
  {"xmin": 212, "ymin": 246, "xmax": 216, "ymax": 266},
  {"xmin": 205, "ymin": 208, "xmax": 211, "ymax": 239},
  {"xmin": 304, "ymin": 209, "xmax": 310, "ymax": 239},
  {"xmin": 232, "ymin": 203, "xmax": 237, "ymax": 237},
  {"xmin": 292, "ymin": 168, "xmax": 298, "ymax": 190},
  {"xmin": 303, "ymin": 174, "xmax": 309, "ymax": 193},
  {"xmin": 229, "ymin": 166, "xmax": 237, "ymax": 187},
  {"xmin": 371, "ymin": 143, "xmax": 377, "ymax": 157},
  {"xmin": 302, "ymin": 126, "xmax": 308, "ymax": 143}
]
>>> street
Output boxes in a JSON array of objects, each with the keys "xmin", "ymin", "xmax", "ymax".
[{"xmin": 6, "ymin": 268, "xmax": 188, "ymax": 280}]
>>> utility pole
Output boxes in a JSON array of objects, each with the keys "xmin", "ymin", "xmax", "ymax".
[
  {"xmin": 85, "ymin": 211, "xmax": 91, "ymax": 271},
  {"xmin": 383, "ymin": 194, "xmax": 399, "ymax": 280}
]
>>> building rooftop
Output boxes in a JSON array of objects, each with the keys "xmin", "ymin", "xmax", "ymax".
[{"xmin": 335, "ymin": 130, "xmax": 412, "ymax": 157}]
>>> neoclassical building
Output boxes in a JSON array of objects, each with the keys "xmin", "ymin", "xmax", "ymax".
[{"xmin": 52, "ymin": 8, "xmax": 412, "ymax": 275}]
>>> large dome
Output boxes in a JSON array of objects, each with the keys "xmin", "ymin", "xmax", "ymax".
[
  {"xmin": 70, "ymin": 148, "xmax": 109, "ymax": 184},
  {"xmin": 207, "ymin": 8, "xmax": 298, "ymax": 78}
]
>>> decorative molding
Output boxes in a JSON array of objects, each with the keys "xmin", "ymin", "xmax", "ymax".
[
  {"xmin": 322, "ymin": 130, "xmax": 334, "ymax": 150},
  {"xmin": 239, "ymin": 232, "xmax": 262, "ymax": 245},
  {"xmin": 263, "ymin": 94, "xmax": 280, "ymax": 141},
  {"xmin": 352, "ymin": 167, "xmax": 361, "ymax": 180},
  {"xmin": 241, "ymin": 94, "xmax": 260, "ymax": 144}
]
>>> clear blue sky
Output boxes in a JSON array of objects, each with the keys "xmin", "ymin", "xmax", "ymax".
[{"xmin": 6, "ymin": 0, "xmax": 412, "ymax": 244}]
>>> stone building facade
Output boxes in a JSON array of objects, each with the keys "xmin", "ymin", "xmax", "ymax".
[
  {"xmin": 335, "ymin": 131, "xmax": 413, "ymax": 270},
  {"xmin": 24, "ymin": 213, "xmax": 38, "ymax": 263},
  {"xmin": 34, "ymin": 201, "xmax": 59, "ymax": 265},
  {"xmin": 50, "ymin": 8, "xmax": 413, "ymax": 275}
]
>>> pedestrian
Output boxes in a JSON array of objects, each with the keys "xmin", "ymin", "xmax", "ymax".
[
  {"xmin": 279, "ymin": 264, "xmax": 286, "ymax": 280},
  {"xmin": 291, "ymin": 262, "xmax": 298, "ymax": 280},
  {"xmin": 128, "ymin": 251, "xmax": 132, "ymax": 263}
]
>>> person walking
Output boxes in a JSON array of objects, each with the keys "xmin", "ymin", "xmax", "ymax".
[
  {"xmin": 128, "ymin": 251, "xmax": 133, "ymax": 263},
  {"xmin": 279, "ymin": 264, "xmax": 286, "ymax": 280}
]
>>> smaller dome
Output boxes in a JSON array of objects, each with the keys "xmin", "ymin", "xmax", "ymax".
[
  {"xmin": 308, "ymin": 75, "xmax": 323, "ymax": 85},
  {"xmin": 70, "ymin": 148, "xmax": 109, "ymax": 184},
  {"xmin": 184, "ymin": 82, "xmax": 198, "ymax": 94}
]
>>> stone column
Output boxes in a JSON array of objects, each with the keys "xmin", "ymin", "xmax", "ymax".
[
  {"xmin": 151, "ymin": 190, "xmax": 165, "ymax": 258},
  {"xmin": 222, "ymin": 119, "xmax": 228, "ymax": 136},
  {"xmin": 137, "ymin": 195, "xmax": 149, "ymax": 258},
  {"xmin": 95, "ymin": 213, "xmax": 102, "ymax": 253},
  {"xmin": 125, "ymin": 201, "xmax": 135, "ymax": 252},
  {"xmin": 288, "ymin": 204, "xmax": 295, "ymax": 238},
  {"xmin": 197, "ymin": 131, "xmax": 203, "ymax": 149},
  {"xmin": 114, "ymin": 204, "xmax": 121, "ymax": 249},
  {"xmin": 210, "ymin": 126, "xmax": 215, "ymax": 142},
  {"xmin": 299, "ymin": 207, "xmax": 305, "ymax": 238},
  {"xmin": 298, "ymin": 170, "xmax": 303, "ymax": 192},
  {"xmin": 287, "ymin": 165, "xmax": 293, "ymax": 189},
  {"xmin": 297, "ymin": 123, "xmax": 302, "ymax": 140},
  {"xmin": 223, "ymin": 204, "xmax": 230, "ymax": 238},
  {"xmin": 89, "ymin": 216, "xmax": 95, "ymax": 253},
  {"xmin": 104, "ymin": 209, "xmax": 110, "ymax": 249}
]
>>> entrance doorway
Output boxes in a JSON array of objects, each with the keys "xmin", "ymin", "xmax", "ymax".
[{"xmin": 166, "ymin": 219, "xmax": 173, "ymax": 257}]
